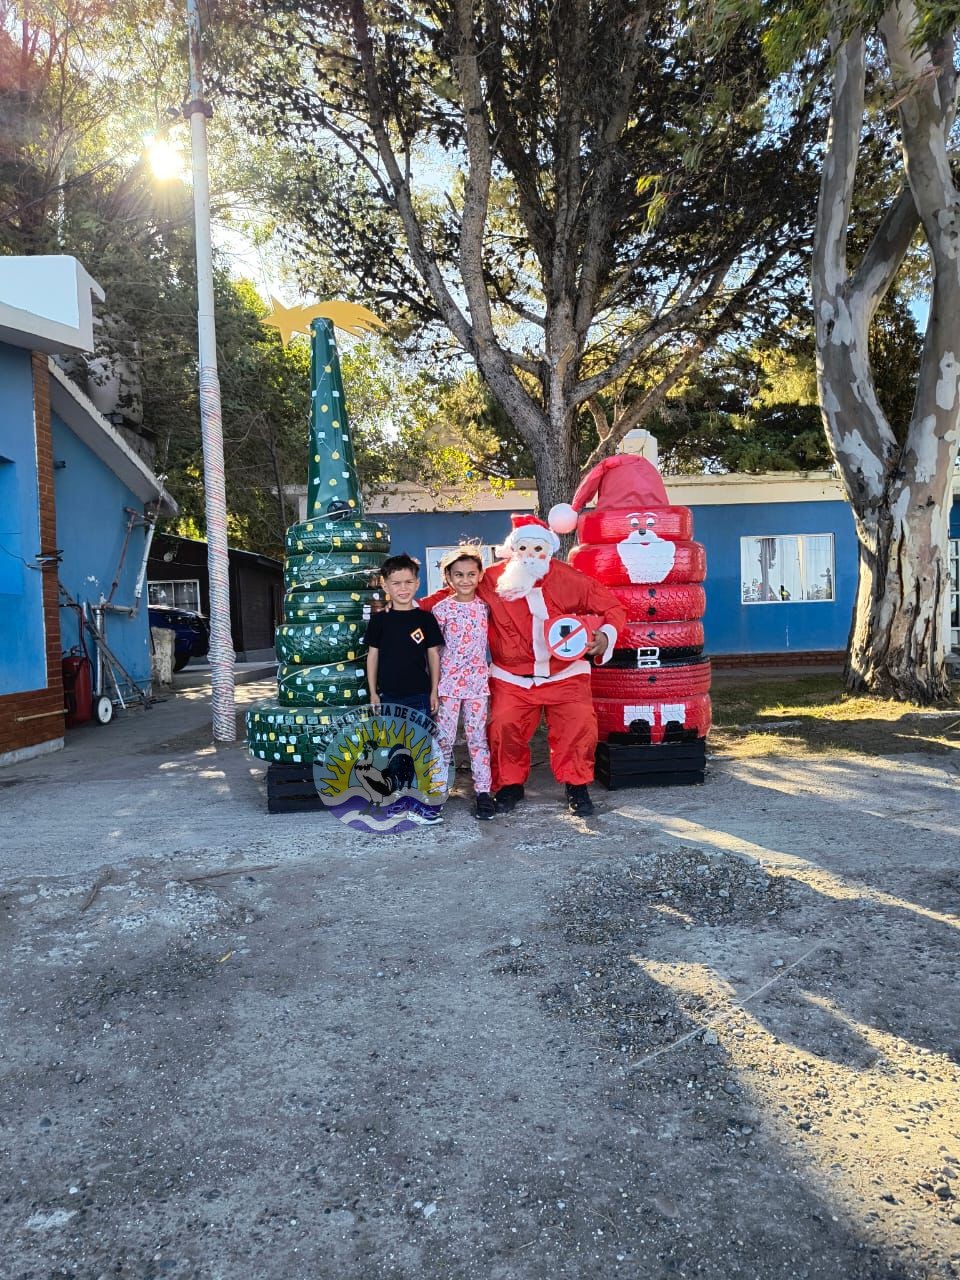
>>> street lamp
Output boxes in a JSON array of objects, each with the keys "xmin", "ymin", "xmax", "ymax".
[{"xmin": 184, "ymin": 0, "xmax": 236, "ymax": 742}]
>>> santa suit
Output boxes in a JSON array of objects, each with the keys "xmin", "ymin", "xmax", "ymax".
[{"xmin": 426, "ymin": 559, "xmax": 626, "ymax": 789}]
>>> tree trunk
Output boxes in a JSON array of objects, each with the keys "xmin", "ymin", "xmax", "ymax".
[
  {"xmin": 531, "ymin": 413, "xmax": 580, "ymax": 525},
  {"xmin": 846, "ymin": 478, "xmax": 952, "ymax": 700},
  {"xmin": 812, "ymin": 8, "xmax": 959, "ymax": 704}
]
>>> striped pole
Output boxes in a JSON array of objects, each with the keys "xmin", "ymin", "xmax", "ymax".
[{"xmin": 186, "ymin": 0, "xmax": 235, "ymax": 740}]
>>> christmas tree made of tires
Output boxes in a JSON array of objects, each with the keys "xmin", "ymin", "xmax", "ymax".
[{"xmin": 246, "ymin": 317, "xmax": 389, "ymax": 782}]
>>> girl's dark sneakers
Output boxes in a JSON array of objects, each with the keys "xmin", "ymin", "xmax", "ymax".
[
  {"xmin": 566, "ymin": 784, "xmax": 594, "ymax": 817},
  {"xmin": 474, "ymin": 792, "xmax": 496, "ymax": 821}
]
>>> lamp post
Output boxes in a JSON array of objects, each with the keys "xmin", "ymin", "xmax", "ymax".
[{"xmin": 185, "ymin": 0, "xmax": 235, "ymax": 741}]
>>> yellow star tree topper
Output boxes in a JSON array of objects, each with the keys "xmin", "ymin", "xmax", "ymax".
[{"xmin": 263, "ymin": 298, "xmax": 386, "ymax": 346}]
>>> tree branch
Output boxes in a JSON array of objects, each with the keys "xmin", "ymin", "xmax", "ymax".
[
  {"xmin": 573, "ymin": 5, "xmax": 651, "ymax": 340},
  {"xmin": 812, "ymin": 20, "xmax": 898, "ymax": 490},
  {"xmin": 579, "ymin": 342, "xmax": 707, "ymax": 475},
  {"xmin": 572, "ymin": 243, "xmax": 744, "ymax": 406},
  {"xmin": 349, "ymin": 0, "xmax": 477, "ymax": 358}
]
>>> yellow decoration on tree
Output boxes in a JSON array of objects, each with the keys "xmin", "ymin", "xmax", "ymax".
[{"xmin": 262, "ymin": 298, "xmax": 386, "ymax": 345}]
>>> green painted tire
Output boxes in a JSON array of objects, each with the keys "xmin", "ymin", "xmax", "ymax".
[
  {"xmin": 283, "ymin": 588, "xmax": 381, "ymax": 625},
  {"xmin": 285, "ymin": 516, "xmax": 389, "ymax": 555},
  {"xmin": 275, "ymin": 620, "xmax": 366, "ymax": 665},
  {"xmin": 284, "ymin": 551, "xmax": 384, "ymax": 592},
  {"xmin": 277, "ymin": 661, "xmax": 369, "ymax": 707},
  {"xmin": 247, "ymin": 703, "xmax": 350, "ymax": 763}
]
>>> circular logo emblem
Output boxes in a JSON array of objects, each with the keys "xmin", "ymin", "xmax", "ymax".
[
  {"xmin": 310, "ymin": 703, "xmax": 446, "ymax": 833},
  {"xmin": 546, "ymin": 615, "xmax": 590, "ymax": 661}
]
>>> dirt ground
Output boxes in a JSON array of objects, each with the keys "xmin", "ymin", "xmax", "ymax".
[{"xmin": 1, "ymin": 672, "xmax": 959, "ymax": 1280}]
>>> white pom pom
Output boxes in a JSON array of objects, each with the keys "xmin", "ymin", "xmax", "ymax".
[{"xmin": 548, "ymin": 502, "xmax": 579, "ymax": 535}]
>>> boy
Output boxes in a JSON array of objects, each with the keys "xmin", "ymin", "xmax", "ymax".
[{"xmin": 364, "ymin": 554, "xmax": 443, "ymax": 720}]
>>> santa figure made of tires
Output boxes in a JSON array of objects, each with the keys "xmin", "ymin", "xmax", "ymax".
[
  {"xmin": 549, "ymin": 451, "xmax": 712, "ymax": 778},
  {"xmin": 423, "ymin": 513, "xmax": 626, "ymax": 818}
]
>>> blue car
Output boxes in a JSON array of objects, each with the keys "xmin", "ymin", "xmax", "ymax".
[{"xmin": 148, "ymin": 605, "xmax": 211, "ymax": 672}]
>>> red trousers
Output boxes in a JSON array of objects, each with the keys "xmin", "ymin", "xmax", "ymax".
[{"xmin": 489, "ymin": 674, "xmax": 598, "ymax": 789}]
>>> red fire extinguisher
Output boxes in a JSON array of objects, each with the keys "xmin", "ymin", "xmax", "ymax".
[{"xmin": 63, "ymin": 650, "xmax": 93, "ymax": 726}]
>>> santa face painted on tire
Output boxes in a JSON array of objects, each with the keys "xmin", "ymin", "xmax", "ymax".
[{"xmin": 422, "ymin": 514, "xmax": 626, "ymax": 818}]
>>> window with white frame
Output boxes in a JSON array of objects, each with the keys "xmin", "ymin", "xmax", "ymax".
[
  {"xmin": 424, "ymin": 545, "xmax": 499, "ymax": 594},
  {"xmin": 740, "ymin": 534, "xmax": 835, "ymax": 604},
  {"xmin": 148, "ymin": 579, "xmax": 202, "ymax": 611}
]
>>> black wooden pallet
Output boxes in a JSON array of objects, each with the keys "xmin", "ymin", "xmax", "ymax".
[
  {"xmin": 596, "ymin": 738, "xmax": 706, "ymax": 790},
  {"xmin": 266, "ymin": 762, "xmax": 328, "ymax": 814}
]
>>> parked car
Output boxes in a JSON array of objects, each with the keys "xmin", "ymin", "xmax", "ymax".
[{"xmin": 148, "ymin": 605, "xmax": 211, "ymax": 672}]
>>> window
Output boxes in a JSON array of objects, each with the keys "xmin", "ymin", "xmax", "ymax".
[
  {"xmin": 0, "ymin": 456, "xmax": 23, "ymax": 595},
  {"xmin": 740, "ymin": 534, "xmax": 835, "ymax": 604},
  {"xmin": 424, "ymin": 544, "xmax": 499, "ymax": 594},
  {"xmin": 148, "ymin": 578, "xmax": 201, "ymax": 611},
  {"xmin": 949, "ymin": 539, "xmax": 959, "ymax": 652}
]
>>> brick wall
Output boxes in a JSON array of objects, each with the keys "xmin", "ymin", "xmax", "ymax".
[{"xmin": 0, "ymin": 354, "xmax": 65, "ymax": 761}]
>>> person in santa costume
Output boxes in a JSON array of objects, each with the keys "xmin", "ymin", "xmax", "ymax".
[{"xmin": 423, "ymin": 513, "xmax": 625, "ymax": 817}]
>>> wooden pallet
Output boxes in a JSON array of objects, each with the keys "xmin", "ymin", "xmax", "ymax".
[
  {"xmin": 266, "ymin": 762, "xmax": 328, "ymax": 814},
  {"xmin": 595, "ymin": 738, "xmax": 706, "ymax": 790}
]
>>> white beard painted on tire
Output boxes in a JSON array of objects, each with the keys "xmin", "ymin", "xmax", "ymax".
[{"xmin": 616, "ymin": 514, "xmax": 676, "ymax": 584}]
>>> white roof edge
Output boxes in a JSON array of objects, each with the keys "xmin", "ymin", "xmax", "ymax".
[
  {"xmin": 301, "ymin": 468, "xmax": 960, "ymax": 515},
  {"xmin": 0, "ymin": 256, "xmax": 104, "ymax": 354},
  {"xmin": 361, "ymin": 470, "xmax": 851, "ymax": 513},
  {"xmin": 47, "ymin": 359, "xmax": 178, "ymax": 517}
]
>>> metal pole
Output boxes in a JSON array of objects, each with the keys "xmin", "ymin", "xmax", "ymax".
[{"xmin": 185, "ymin": 0, "xmax": 236, "ymax": 740}]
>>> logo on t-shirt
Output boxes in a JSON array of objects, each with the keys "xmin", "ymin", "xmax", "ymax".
[{"xmin": 410, "ymin": 628, "xmax": 425, "ymax": 644}]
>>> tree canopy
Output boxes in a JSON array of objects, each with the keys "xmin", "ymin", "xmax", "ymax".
[{"xmin": 213, "ymin": 0, "xmax": 827, "ymax": 510}]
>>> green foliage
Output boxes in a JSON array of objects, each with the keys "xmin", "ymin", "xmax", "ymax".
[
  {"xmin": 0, "ymin": 0, "xmax": 320, "ymax": 558},
  {"xmin": 338, "ymin": 342, "xmax": 526, "ymax": 503},
  {"xmin": 869, "ymin": 289, "xmax": 923, "ymax": 443}
]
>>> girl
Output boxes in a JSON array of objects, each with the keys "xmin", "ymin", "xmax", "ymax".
[{"xmin": 431, "ymin": 546, "xmax": 494, "ymax": 820}]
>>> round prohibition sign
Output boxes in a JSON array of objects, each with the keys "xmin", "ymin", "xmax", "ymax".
[{"xmin": 546, "ymin": 615, "xmax": 591, "ymax": 661}]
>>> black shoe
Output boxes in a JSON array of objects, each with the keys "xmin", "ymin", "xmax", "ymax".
[
  {"xmin": 474, "ymin": 792, "xmax": 496, "ymax": 821},
  {"xmin": 566, "ymin": 784, "xmax": 594, "ymax": 817},
  {"xmin": 493, "ymin": 784, "xmax": 524, "ymax": 814}
]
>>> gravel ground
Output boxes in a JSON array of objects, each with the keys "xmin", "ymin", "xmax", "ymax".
[{"xmin": 0, "ymin": 676, "xmax": 958, "ymax": 1279}]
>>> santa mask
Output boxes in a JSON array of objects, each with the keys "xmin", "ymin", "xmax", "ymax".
[{"xmin": 497, "ymin": 530, "xmax": 556, "ymax": 601}]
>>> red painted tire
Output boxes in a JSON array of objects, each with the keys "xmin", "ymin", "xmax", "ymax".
[
  {"xmin": 608, "ymin": 583, "xmax": 706, "ymax": 622},
  {"xmin": 594, "ymin": 693, "xmax": 712, "ymax": 744},
  {"xmin": 569, "ymin": 541, "xmax": 705, "ymax": 586},
  {"xmin": 592, "ymin": 659, "xmax": 712, "ymax": 700},
  {"xmin": 577, "ymin": 505, "xmax": 693, "ymax": 544},
  {"xmin": 619, "ymin": 620, "xmax": 704, "ymax": 651}
]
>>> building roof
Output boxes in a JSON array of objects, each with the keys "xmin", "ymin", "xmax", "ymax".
[
  {"xmin": 48, "ymin": 360, "xmax": 177, "ymax": 516},
  {"xmin": 356, "ymin": 470, "xmax": 960, "ymax": 513},
  {"xmin": 150, "ymin": 532, "xmax": 282, "ymax": 571},
  {"xmin": 0, "ymin": 255, "xmax": 103, "ymax": 355}
]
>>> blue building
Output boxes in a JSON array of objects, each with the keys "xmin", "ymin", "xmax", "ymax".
[
  {"xmin": 301, "ymin": 471, "xmax": 960, "ymax": 660},
  {"xmin": 0, "ymin": 256, "xmax": 175, "ymax": 765}
]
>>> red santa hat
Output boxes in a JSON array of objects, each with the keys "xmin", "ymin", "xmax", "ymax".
[
  {"xmin": 501, "ymin": 512, "xmax": 560, "ymax": 554},
  {"xmin": 547, "ymin": 455, "xmax": 670, "ymax": 534}
]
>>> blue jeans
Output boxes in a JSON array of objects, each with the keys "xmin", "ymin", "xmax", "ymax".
[{"xmin": 379, "ymin": 692, "xmax": 433, "ymax": 720}]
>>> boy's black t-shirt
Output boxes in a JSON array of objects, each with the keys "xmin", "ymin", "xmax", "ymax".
[{"xmin": 363, "ymin": 607, "xmax": 443, "ymax": 694}]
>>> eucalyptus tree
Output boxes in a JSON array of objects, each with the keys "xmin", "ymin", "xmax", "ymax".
[
  {"xmin": 813, "ymin": 2, "xmax": 960, "ymax": 700},
  {"xmin": 708, "ymin": 0, "xmax": 960, "ymax": 701},
  {"xmin": 218, "ymin": 0, "xmax": 820, "ymax": 513}
]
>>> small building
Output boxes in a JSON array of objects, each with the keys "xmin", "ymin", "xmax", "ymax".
[
  {"xmin": 329, "ymin": 472, "xmax": 960, "ymax": 661},
  {"xmin": 0, "ymin": 256, "xmax": 176, "ymax": 767},
  {"xmin": 147, "ymin": 533, "xmax": 283, "ymax": 661}
]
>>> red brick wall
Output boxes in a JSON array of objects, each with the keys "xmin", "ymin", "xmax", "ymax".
[{"xmin": 0, "ymin": 353, "xmax": 65, "ymax": 760}]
